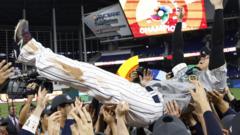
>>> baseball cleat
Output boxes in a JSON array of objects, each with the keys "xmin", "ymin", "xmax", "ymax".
[{"xmin": 14, "ymin": 19, "xmax": 30, "ymax": 45}]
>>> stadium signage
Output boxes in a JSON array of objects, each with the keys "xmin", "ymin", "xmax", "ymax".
[{"xmin": 84, "ymin": 4, "xmax": 131, "ymax": 37}]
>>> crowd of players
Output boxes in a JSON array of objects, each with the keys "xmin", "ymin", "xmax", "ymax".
[
  {"xmin": 0, "ymin": 0, "xmax": 240, "ymax": 134},
  {"xmin": 0, "ymin": 70, "xmax": 240, "ymax": 135}
]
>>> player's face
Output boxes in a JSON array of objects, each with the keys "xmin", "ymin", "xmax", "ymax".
[
  {"xmin": 9, "ymin": 105, "xmax": 16, "ymax": 116},
  {"xmin": 41, "ymin": 114, "xmax": 49, "ymax": 130},
  {"xmin": 58, "ymin": 104, "xmax": 72, "ymax": 118},
  {"xmin": 197, "ymin": 55, "xmax": 209, "ymax": 70}
]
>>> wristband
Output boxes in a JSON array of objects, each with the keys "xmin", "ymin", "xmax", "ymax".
[{"xmin": 22, "ymin": 115, "xmax": 40, "ymax": 134}]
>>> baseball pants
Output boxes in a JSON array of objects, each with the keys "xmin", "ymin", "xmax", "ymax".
[{"xmin": 17, "ymin": 38, "xmax": 163, "ymax": 127}]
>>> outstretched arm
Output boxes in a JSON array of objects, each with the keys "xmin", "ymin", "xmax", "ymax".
[
  {"xmin": 209, "ymin": 0, "xmax": 225, "ymax": 70},
  {"xmin": 19, "ymin": 95, "xmax": 34, "ymax": 126},
  {"xmin": 171, "ymin": 8, "xmax": 184, "ymax": 67},
  {"xmin": 115, "ymin": 102, "xmax": 130, "ymax": 135}
]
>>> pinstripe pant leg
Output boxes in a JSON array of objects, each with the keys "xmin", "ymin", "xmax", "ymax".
[{"xmin": 18, "ymin": 38, "xmax": 163, "ymax": 126}]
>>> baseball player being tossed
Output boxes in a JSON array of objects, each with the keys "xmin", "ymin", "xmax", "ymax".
[{"xmin": 14, "ymin": 0, "xmax": 226, "ymax": 127}]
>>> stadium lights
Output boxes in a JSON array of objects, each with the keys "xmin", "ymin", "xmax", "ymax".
[{"xmin": 94, "ymin": 47, "xmax": 237, "ymax": 66}]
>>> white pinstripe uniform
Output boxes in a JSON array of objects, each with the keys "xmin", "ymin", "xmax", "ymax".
[
  {"xmin": 18, "ymin": 38, "xmax": 163, "ymax": 127},
  {"xmin": 17, "ymin": 38, "xmax": 227, "ymax": 127}
]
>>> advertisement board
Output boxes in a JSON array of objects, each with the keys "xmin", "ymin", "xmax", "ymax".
[
  {"xmin": 120, "ymin": 0, "xmax": 208, "ymax": 37},
  {"xmin": 84, "ymin": 4, "xmax": 132, "ymax": 37}
]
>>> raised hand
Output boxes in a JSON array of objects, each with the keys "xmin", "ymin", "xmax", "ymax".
[
  {"xmin": 102, "ymin": 104, "xmax": 118, "ymax": 135},
  {"xmin": 48, "ymin": 111, "xmax": 62, "ymax": 135},
  {"xmin": 115, "ymin": 101, "xmax": 129, "ymax": 118},
  {"xmin": 224, "ymin": 87, "xmax": 235, "ymax": 101},
  {"xmin": 70, "ymin": 124, "xmax": 79, "ymax": 135},
  {"xmin": 139, "ymin": 69, "xmax": 153, "ymax": 86},
  {"xmin": 177, "ymin": 7, "xmax": 184, "ymax": 22},
  {"xmin": 115, "ymin": 102, "xmax": 129, "ymax": 135},
  {"xmin": 189, "ymin": 80, "xmax": 211, "ymax": 115},
  {"xmin": 36, "ymin": 87, "xmax": 48, "ymax": 109},
  {"xmin": 75, "ymin": 97, "xmax": 83, "ymax": 110},
  {"xmin": 0, "ymin": 60, "xmax": 14, "ymax": 85},
  {"xmin": 102, "ymin": 109, "xmax": 115, "ymax": 125},
  {"xmin": 208, "ymin": 90, "xmax": 229, "ymax": 113},
  {"xmin": 210, "ymin": 0, "xmax": 223, "ymax": 9},
  {"xmin": 207, "ymin": 90, "xmax": 225, "ymax": 104},
  {"xmin": 164, "ymin": 100, "xmax": 181, "ymax": 118},
  {"xmin": 26, "ymin": 83, "xmax": 38, "ymax": 99},
  {"xmin": 70, "ymin": 106, "xmax": 94, "ymax": 135}
]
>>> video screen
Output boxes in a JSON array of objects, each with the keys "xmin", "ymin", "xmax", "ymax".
[{"xmin": 119, "ymin": 0, "xmax": 208, "ymax": 37}]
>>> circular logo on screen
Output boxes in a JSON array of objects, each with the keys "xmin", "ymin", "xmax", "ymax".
[{"xmin": 151, "ymin": 6, "xmax": 172, "ymax": 24}]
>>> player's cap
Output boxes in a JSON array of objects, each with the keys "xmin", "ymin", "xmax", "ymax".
[
  {"xmin": 200, "ymin": 46, "xmax": 211, "ymax": 57},
  {"xmin": 152, "ymin": 115, "xmax": 189, "ymax": 135},
  {"xmin": 51, "ymin": 94, "xmax": 75, "ymax": 111},
  {"xmin": 41, "ymin": 104, "xmax": 53, "ymax": 117},
  {"xmin": 221, "ymin": 113, "xmax": 240, "ymax": 135}
]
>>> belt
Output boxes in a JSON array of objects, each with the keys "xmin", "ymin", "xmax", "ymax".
[{"xmin": 146, "ymin": 86, "xmax": 160, "ymax": 103}]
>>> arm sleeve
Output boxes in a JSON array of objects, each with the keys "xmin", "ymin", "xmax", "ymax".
[
  {"xmin": 222, "ymin": 108, "xmax": 237, "ymax": 117},
  {"xmin": 189, "ymin": 122, "xmax": 204, "ymax": 135},
  {"xmin": 61, "ymin": 119, "xmax": 75, "ymax": 135},
  {"xmin": 230, "ymin": 99, "xmax": 240, "ymax": 112},
  {"xmin": 208, "ymin": 9, "xmax": 227, "ymax": 90},
  {"xmin": 171, "ymin": 22, "xmax": 184, "ymax": 67},
  {"xmin": 209, "ymin": 63, "xmax": 227, "ymax": 90},
  {"xmin": 18, "ymin": 129, "xmax": 35, "ymax": 135},
  {"xmin": 209, "ymin": 9, "xmax": 225, "ymax": 70},
  {"xmin": 203, "ymin": 111, "xmax": 223, "ymax": 135},
  {"xmin": 21, "ymin": 115, "xmax": 40, "ymax": 134}
]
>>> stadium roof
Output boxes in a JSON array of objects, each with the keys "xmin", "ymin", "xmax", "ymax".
[
  {"xmin": 0, "ymin": 0, "xmax": 238, "ymax": 26},
  {"xmin": 0, "ymin": 0, "xmax": 118, "ymax": 26}
]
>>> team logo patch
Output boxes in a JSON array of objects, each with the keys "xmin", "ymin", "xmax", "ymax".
[
  {"xmin": 66, "ymin": 95, "xmax": 72, "ymax": 100},
  {"xmin": 46, "ymin": 105, "xmax": 52, "ymax": 110}
]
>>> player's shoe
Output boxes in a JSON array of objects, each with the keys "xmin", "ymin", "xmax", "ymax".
[
  {"xmin": 14, "ymin": 19, "xmax": 31, "ymax": 46},
  {"xmin": 13, "ymin": 19, "xmax": 32, "ymax": 61}
]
